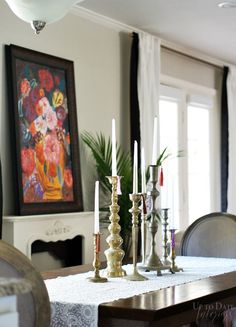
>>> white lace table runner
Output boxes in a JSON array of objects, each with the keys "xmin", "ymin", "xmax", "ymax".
[{"xmin": 45, "ymin": 256, "xmax": 236, "ymax": 327}]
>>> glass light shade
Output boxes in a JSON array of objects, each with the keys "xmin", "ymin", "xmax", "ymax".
[{"xmin": 4, "ymin": 0, "xmax": 84, "ymax": 33}]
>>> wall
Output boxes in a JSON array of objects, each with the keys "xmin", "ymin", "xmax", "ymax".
[
  {"xmin": 0, "ymin": 1, "xmax": 131, "ymax": 215},
  {"xmin": 0, "ymin": 2, "xmax": 223, "ymax": 237}
]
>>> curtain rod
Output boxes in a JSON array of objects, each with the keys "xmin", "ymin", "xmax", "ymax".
[
  {"xmin": 161, "ymin": 44, "xmax": 223, "ymax": 70},
  {"xmin": 130, "ymin": 32, "xmax": 225, "ymax": 70}
]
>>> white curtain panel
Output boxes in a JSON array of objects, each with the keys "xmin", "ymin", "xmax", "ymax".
[
  {"xmin": 227, "ymin": 65, "xmax": 236, "ymax": 213},
  {"xmin": 138, "ymin": 33, "xmax": 161, "ymax": 166}
]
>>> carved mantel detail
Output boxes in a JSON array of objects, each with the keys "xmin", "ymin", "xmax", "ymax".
[{"xmin": 45, "ymin": 220, "xmax": 71, "ymax": 236}]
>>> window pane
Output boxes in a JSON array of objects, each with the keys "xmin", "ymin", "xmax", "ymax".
[
  {"xmin": 159, "ymin": 99, "xmax": 179, "ymax": 229},
  {"xmin": 188, "ymin": 105, "xmax": 211, "ymax": 223}
]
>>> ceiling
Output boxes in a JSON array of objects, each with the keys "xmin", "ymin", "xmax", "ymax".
[{"xmin": 77, "ymin": 0, "xmax": 236, "ymax": 65}]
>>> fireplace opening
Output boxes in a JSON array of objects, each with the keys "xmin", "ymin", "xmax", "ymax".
[{"xmin": 31, "ymin": 235, "xmax": 82, "ymax": 272}]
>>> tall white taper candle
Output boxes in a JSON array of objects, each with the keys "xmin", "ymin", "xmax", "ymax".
[
  {"xmin": 112, "ymin": 118, "xmax": 117, "ymax": 176},
  {"xmin": 151, "ymin": 116, "xmax": 158, "ymax": 165},
  {"xmin": 94, "ymin": 181, "xmax": 100, "ymax": 234},
  {"xmin": 133, "ymin": 141, "xmax": 138, "ymax": 194},
  {"xmin": 141, "ymin": 147, "xmax": 146, "ymax": 193}
]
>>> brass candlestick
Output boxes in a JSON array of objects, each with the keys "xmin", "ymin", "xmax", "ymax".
[
  {"xmin": 88, "ymin": 233, "xmax": 108, "ymax": 283},
  {"xmin": 126, "ymin": 193, "xmax": 148, "ymax": 281},
  {"xmin": 162, "ymin": 208, "xmax": 171, "ymax": 266},
  {"xmin": 140, "ymin": 193, "xmax": 147, "ymax": 266},
  {"xmin": 104, "ymin": 176, "xmax": 126, "ymax": 277},
  {"xmin": 169, "ymin": 229, "xmax": 183, "ymax": 273}
]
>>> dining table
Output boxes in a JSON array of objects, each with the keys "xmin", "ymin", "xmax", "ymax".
[{"xmin": 42, "ymin": 256, "xmax": 236, "ymax": 327}]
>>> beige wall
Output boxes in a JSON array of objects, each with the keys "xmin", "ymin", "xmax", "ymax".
[
  {"xmin": 0, "ymin": 2, "xmax": 222, "ymax": 218},
  {"xmin": 0, "ymin": 2, "xmax": 131, "ymax": 214}
]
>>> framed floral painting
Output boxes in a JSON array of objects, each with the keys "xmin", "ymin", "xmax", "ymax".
[{"xmin": 5, "ymin": 44, "xmax": 83, "ymax": 215}]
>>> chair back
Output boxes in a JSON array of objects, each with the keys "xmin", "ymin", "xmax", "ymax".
[
  {"xmin": 180, "ymin": 212, "xmax": 236, "ymax": 258},
  {"xmin": 0, "ymin": 240, "xmax": 51, "ymax": 326}
]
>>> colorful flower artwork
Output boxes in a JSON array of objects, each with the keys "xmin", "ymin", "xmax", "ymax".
[{"xmin": 16, "ymin": 59, "xmax": 74, "ymax": 203}]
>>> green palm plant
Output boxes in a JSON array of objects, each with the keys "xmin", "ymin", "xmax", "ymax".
[
  {"xmin": 81, "ymin": 131, "xmax": 172, "ymax": 257},
  {"xmin": 81, "ymin": 132, "xmax": 133, "ymax": 254}
]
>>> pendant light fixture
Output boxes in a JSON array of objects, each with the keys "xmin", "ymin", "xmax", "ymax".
[
  {"xmin": 4, "ymin": 0, "xmax": 84, "ymax": 34},
  {"xmin": 218, "ymin": 1, "xmax": 236, "ymax": 8}
]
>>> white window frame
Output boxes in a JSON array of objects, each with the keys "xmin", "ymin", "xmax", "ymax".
[{"xmin": 159, "ymin": 75, "xmax": 220, "ymax": 230}]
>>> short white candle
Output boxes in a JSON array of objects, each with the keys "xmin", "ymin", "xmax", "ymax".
[
  {"xmin": 112, "ymin": 118, "xmax": 117, "ymax": 176},
  {"xmin": 133, "ymin": 141, "xmax": 138, "ymax": 194},
  {"xmin": 94, "ymin": 181, "xmax": 99, "ymax": 234},
  {"xmin": 141, "ymin": 147, "xmax": 146, "ymax": 193},
  {"xmin": 151, "ymin": 116, "xmax": 158, "ymax": 165}
]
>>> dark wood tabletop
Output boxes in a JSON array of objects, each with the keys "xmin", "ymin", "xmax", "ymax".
[{"xmin": 42, "ymin": 263, "xmax": 236, "ymax": 327}]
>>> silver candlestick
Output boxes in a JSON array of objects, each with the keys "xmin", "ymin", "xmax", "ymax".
[
  {"xmin": 162, "ymin": 208, "xmax": 171, "ymax": 266},
  {"xmin": 140, "ymin": 193, "xmax": 147, "ymax": 266},
  {"xmin": 145, "ymin": 165, "xmax": 166, "ymax": 276}
]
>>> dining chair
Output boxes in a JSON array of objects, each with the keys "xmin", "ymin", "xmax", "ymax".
[
  {"xmin": 180, "ymin": 212, "xmax": 236, "ymax": 258},
  {"xmin": 0, "ymin": 240, "xmax": 51, "ymax": 326},
  {"xmin": 180, "ymin": 212, "xmax": 236, "ymax": 327}
]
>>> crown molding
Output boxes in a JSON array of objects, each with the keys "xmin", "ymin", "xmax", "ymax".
[
  {"xmin": 71, "ymin": 5, "xmax": 134, "ymax": 32},
  {"xmin": 70, "ymin": 4, "xmax": 226, "ymax": 68}
]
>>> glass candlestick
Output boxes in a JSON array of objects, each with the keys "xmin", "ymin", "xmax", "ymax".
[
  {"xmin": 88, "ymin": 233, "xmax": 108, "ymax": 283},
  {"xmin": 104, "ymin": 176, "xmax": 126, "ymax": 277},
  {"xmin": 126, "ymin": 193, "xmax": 148, "ymax": 281},
  {"xmin": 169, "ymin": 228, "xmax": 183, "ymax": 273}
]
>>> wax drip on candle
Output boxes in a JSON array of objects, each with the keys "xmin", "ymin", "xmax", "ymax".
[
  {"xmin": 96, "ymin": 233, "xmax": 101, "ymax": 253},
  {"xmin": 171, "ymin": 230, "xmax": 176, "ymax": 249},
  {"xmin": 117, "ymin": 176, "xmax": 122, "ymax": 195},
  {"xmin": 141, "ymin": 194, "xmax": 147, "ymax": 214},
  {"xmin": 159, "ymin": 167, "xmax": 164, "ymax": 186}
]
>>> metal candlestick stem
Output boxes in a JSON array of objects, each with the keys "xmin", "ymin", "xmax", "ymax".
[
  {"xmin": 140, "ymin": 193, "xmax": 147, "ymax": 266},
  {"xmin": 162, "ymin": 208, "xmax": 171, "ymax": 266},
  {"xmin": 169, "ymin": 229, "xmax": 183, "ymax": 273},
  {"xmin": 88, "ymin": 234, "xmax": 108, "ymax": 283},
  {"xmin": 104, "ymin": 176, "xmax": 126, "ymax": 277},
  {"xmin": 145, "ymin": 165, "xmax": 167, "ymax": 276},
  {"xmin": 126, "ymin": 193, "xmax": 148, "ymax": 281}
]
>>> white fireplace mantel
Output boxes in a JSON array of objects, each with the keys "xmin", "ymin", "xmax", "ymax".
[{"xmin": 2, "ymin": 212, "xmax": 98, "ymax": 265}]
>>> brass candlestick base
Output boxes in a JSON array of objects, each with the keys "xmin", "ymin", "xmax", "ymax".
[
  {"xmin": 126, "ymin": 193, "xmax": 148, "ymax": 281},
  {"xmin": 169, "ymin": 229, "xmax": 183, "ymax": 273},
  {"xmin": 104, "ymin": 176, "xmax": 126, "ymax": 278},
  {"xmin": 88, "ymin": 234, "xmax": 108, "ymax": 283}
]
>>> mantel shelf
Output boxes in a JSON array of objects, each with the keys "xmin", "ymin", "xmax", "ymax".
[{"xmin": 3, "ymin": 211, "xmax": 93, "ymax": 223}]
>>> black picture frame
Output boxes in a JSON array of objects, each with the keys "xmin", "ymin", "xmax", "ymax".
[{"xmin": 5, "ymin": 44, "xmax": 83, "ymax": 215}]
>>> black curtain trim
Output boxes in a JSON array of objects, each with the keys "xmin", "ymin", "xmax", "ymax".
[
  {"xmin": 221, "ymin": 66, "xmax": 229, "ymax": 212},
  {"xmin": 129, "ymin": 32, "xmax": 141, "ymax": 165}
]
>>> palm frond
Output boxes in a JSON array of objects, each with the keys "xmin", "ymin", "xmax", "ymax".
[{"xmin": 81, "ymin": 131, "xmax": 133, "ymax": 227}]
